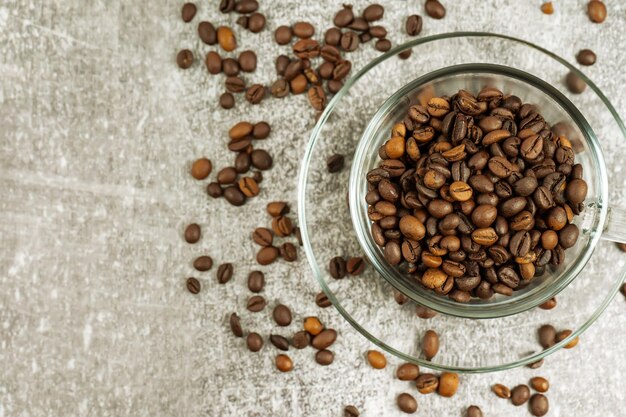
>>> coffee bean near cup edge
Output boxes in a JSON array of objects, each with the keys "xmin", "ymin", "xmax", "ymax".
[{"xmin": 364, "ymin": 87, "xmax": 587, "ymax": 302}]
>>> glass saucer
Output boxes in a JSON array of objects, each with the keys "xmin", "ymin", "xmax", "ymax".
[{"xmin": 298, "ymin": 33, "xmax": 626, "ymax": 372}]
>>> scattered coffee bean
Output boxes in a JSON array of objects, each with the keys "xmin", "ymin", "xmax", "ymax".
[
  {"xmin": 399, "ymin": 48, "xmax": 412, "ymax": 60},
  {"xmin": 247, "ymin": 271, "xmax": 264, "ymax": 293},
  {"xmin": 219, "ymin": 92, "xmax": 234, "ymax": 109},
  {"xmin": 272, "ymin": 215, "xmax": 293, "ymax": 237},
  {"xmin": 538, "ymin": 297, "xmax": 557, "ymax": 310},
  {"xmin": 271, "ymin": 79, "xmax": 289, "ymax": 98},
  {"xmin": 529, "ymin": 393, "xmax": 549, "ymax": 416},
  {"xmin": 181, "ymin": 3, "xmax": 197, "ymax": 22},
  {"xmin": 207, "ymin": 182, "xmax": 222, "ymax": 198},
  {"xmin": 267, "ymin": 201, "xmax": 289, "ymax": 217},
  {"xmin": 235, "ymin": 152, "xmax": 251, "ymax": 174},
  {"xmin": 527, "ymin": 357, "xmax": 545, "ymax": 369},
  {"xmin": 538, "ymin": 324, "xmax": 556, "ymax": 348},
  {"xmin": 363, "ymin": 4, "xmax": 385, "ymax": 22},
  {"xmin": 565, "ymin": 71, "xmax": 586, "ymax": 94},
  {"xmin": 325, "ymin": 27, "xmax": 342, "ymax": 46},
  {"xmin": 257, "ymin": 246, "xmax": 279, "ymax": 265},
  {"xmin": 312, "ymin": 328, "xmax": 337, "ymax": 349},
  {"xmin": 367, "ymin": 350, "xmax": 387, "ymax": 369},
  {"xmin": 556, "ymin": 329, "xmax": 579, "ymax": 348},
  {"xmin": 238, "ymin": 177, "xmax": 260, "ymax": 197},
  {"xmin": 416, "ymin": 305, "xmax": 438, "ymax": 319},
  {"xmin": 308, "ymin": 86, "xmax": 326, "ymax": 110},
  {"xmin": 397, "ymin": 393, "xmax": 417, "ymax": 414},
  {"xmin": 587, "ymin": 0, "xmax": 607, "ymax": 23},
  {"xmin": 198, "ymin": 21, "xmax": 217, "ymax": 44},
  {"xmin": 329, "ymin": 256, "xmax": 347, "ymax": 279},
  {"xmin": 396, "ymin": 363, "xmax": 420, "ymax": 381},
  {"xmin": 293, "ymin": 21, "xmax": 315, "ymax": 38},
  {"xmin": 269, "ymin": 334, "xmax": 290, "ymax": 351},
  {"xmin": 438, "ymin": 372, "xmax": 459, "ymax": 397},
  {"xmin": 238, "ymin": 50, "xmax": 257, "ymax": 72},
  {"xmin": 492, "ymin": 383, "xmax": 511, "ymax": 399},
  {"xmin": 219, "ymin": 0, "xmax": 235, "ymax": 13},
  {"xmin": 425, "ymin": 0, "xmax": 446, "ymax": 19},
  {"xmin": 217, "ymin": 26, "xmax": 236, "ymax": 51},
  {"xmin": 186, "ymin": 277, "xmax": 200, "ymax": 294},
  {"xmin": 334, "ymin": 5, "xmax": 354, "ymax": 27},
  {"xmin": 340, "ymin": 31, "xmax": 360, "ymax": 52},
  {"xmin": 251, "ymin": 149, "xmax": 273, "ymax": 170},
  {"xmin": 216, "ymin": 263, "xmax": 233, "ymax": 284},
  {"xmin": 229, "ymin": 312, "xmax": 243, "ymax": 337},
  {"xmin": 540, "ymin": 2, "xmax": 554, "ymax": 14},
  {"xmin": 292, "ymin": 330, "xmax": 310, "ymax": 349},
  {"xmin": 235, "ymin": 0, "xmax": 258, "ymax": 13},
  {"xmin": 466, "ymin": 405, "xmax": 483, "ymax": 417},
  {"xmin": 248, "ymin": 13, "xmax": 266, "ymax": 33},
  {"xmin": 416, "ymin": 373, "xmax": 439, "ymax": 394},
  {"xmin": 422, "ymin": 330, "xmax": 439, "ymax": 360},
  {"xmin": 184, "ymin": 223, "xmax": 201, "ymax": 243},
  {"xmin": 252, "ymin": 227, "xmax": 273, "ymax": 246},
  {"xmin": 177, "ymin": 49, "xmax": 193, "ymax": 69},
  {"xmin": 530, "ymin": 376, "xmax": 550, "ymax": 393},
  {"xmin": 280, "ymin": 242, "xmax": 297, "ymax": 261},
  {"xmin": 224, "ymin": 186, "xmax": 246, "ymax": 206},
  {"xmin": 252, "ymin": 122, "xmax": 270, "ymax": 139},
  {"xmin": 327, "ymin": 154, "xmax": 345, "ymax": 173},
  {"xmin": 576, "ymin": 49, "xmax": 597, "ymax": 66},
  {"xmin": 315, "ymin": 291, "xmax": 331, "ymax": 307},
  {"xmin": 304, "ymin": 316, "xmax": 324, "ymax": 335},
  {"xmin": 275, "ymin": 25, "xmax": 293, "ymax": 45},
  {"xmin": 344, "ymin": 405, "xmax": 360, "ymax": 417},
  {"xmin": 193, "ymin": 256, "xmax": 213, "ymax": 271},
  {"xmin": 217, "ymin": 167, "xmax": 237, "ymax": 184},
  {"xmin": 375, "ymin": 38, "xmax": 391, "ymax": 52},
  {"xmin": 315, "ymin": 349, "xmax": 334, "ymax": 365},
  {"xmin": 247, "ymin": 295, "xmax": 266, "ymax": 312},
  {"xmin": 405, "ymin": 15, "xmax": 423, "ymax": 36},
  {"xmin": 236, "ymin": 15, "xmax": 248, "ymax": 29},
  {"xmin": 511, "ymin": 384, "xmax": 531, "ymax": 406},
  {"xmin": 273, "ymin": 304, "xmax": 292, "ymax": 326},
  {"xmin": 245, "ymin": 84, "xmax": 266, "ymax": 104},
  {"xmin": 346, "ymin": 257, "xmax": 365, "ymax": 275},
  {"xmin": 246, "ymin": 332, "xmax": 263, "ymax": 352},
  {"xmin": 275, "ymin": 354, "xmax": 293, "ymax": 372},
  {"xmin": 191, "ymin": 158, "xmax": 212, "ymax": 180},
  {"xmin": 205, "ymin": 51, "xmax": 222, "ymax": 74}
]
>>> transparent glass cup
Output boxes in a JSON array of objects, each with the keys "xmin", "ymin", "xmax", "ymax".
[{"xmin": 350, "ymin": 63, "xmax": 625, "ymax": 319}]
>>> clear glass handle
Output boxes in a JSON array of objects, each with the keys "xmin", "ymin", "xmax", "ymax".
[{"xmin": 601, "ymin": 206, "xmax": 626, "ymax": 243}]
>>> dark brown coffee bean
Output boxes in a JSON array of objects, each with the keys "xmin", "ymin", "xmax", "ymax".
[
  {"xmin": 346, "ymin": 257, "xmax": 365, "ymax": 275},
  {"xmin": 406, "ymin": 15, "xmax": 423, "ymax": 36},
  {"xmin": 576, "ymin": 49, "xmax": 596, "ymax": 66},
  {"xmin": 193, "ymin": 256, "xmax": 213, "ymax": 271},
  {"xmin": 184, "ymin": 223, "xmax": 201, "ymax": 243},
  {"xmin": 186, "ymin": 277, "xmax": 200, "ymax": 294},
  {"xmin": 252, "ymin": 227, "xmax": 273, "ymax": 247},
  {"xmin": 219, "ymin": 0, "xmax": 235, "ymax": 13},
  {"xmin": 247, "ymin": 270, "xmax": 265, "ymax": 293},
  {"xmin": 467, "ymin": 406, "xmax": 483, "ymax": 417},
  {"xmin": 344, "ymin": 405, "xmax": 360, "ymax": 417},
  {"xmin": 198, "ymin": 21, "xmax": 216, "ymax": 44},
  {"xmin": 348, "ymin": 17, "xmax": 368, "ymax": 32},
  {"xmin": 293, "ymin": 21, "xmax": 315, "ymax": 38},
  {"xmin": 325, "ymin": 153, "xmax": 345, "ymax": 173},
  {"xmin": 250, "ymin": 149, "xmax": 272, "ymax": 170},
  {"xmin": 369, "ymin": 25, "xmax": 387, "ymax": 38},
  {"xmin": 334, "ymin": 5, "xmax": 354, "ymax": 27},
  {"xmin": 315, "ymin": 349, "xmax": 334, "ymax": 365},
  {"xmin": 269, "ymin": 334, "xmax": 289, "ymax": 351},
  {"xmin": 289, "ymin": 330, "xmax": 310, "ymax": 349},
  {"xmin": 312, "ymin": 329, "xmax": 337, "ymax": 349},
  {"xmin": 529, "ymin": 394, "xmax": 549, "ymax": 416},
  {"xmin": 280, "ymin": 242, "xmax": 297, "ymax": 261},
  {"xmin": 219, "ymin": 92, "xmax": 234, "ymax": 109},
  {"xmin": 224, "ymin": 186, "xmax": 246, "ymax": 206},
  {"xmin": 247, "ymin": 295, "xmax": 266, "ymax": 312},
  {"xmin": 256, "ymin": 246, "xmax": 278, "ymax": 265},
  {"xmin": 235, "ymin": 0, "xmax": 258, "ymax": 13},
  {"xmin": 511, "ymin": 384, "xmax": 530, "ymax": 406},
  {"xmin": 558, "ymin": 224, "xmax": 579, "ymax": 248},
  {"xmin": 272, "ymin": 304, "xmax": 292, "ymax": 326},
  {"xmin": 236, "ymin": 15, "xmax": 248, "ymax": 29},
  {"xmin": 216, "ymin": 263, "xmax": 233, "ymax": 284},
  {"xmin": 238, "ymin": 50, "xmax": 257, "ymax": 72},
  {"xmin": 274, "ymin": 25, "xmax": 293, "ymax": 45},
  {"xmin": 363, "ymin": 4, "xmax": 384, "ymax": 21},
  {"xmin": 565, "ymin": 71, "xmax": 586, "ymax": 94},
  {"xmin": 246, "ymin": 332, "xmax": 263, "ymax": 352},
  {"xmin": 217, "ymin": 166, "xmax": 237, "ymax": 184},
  {"xmin": 399, "ymin": 48, "xmax": 413, "ymax": 60},
  {"xmin": 315, "ymin": 291, "xmax": 331, "ymax": 308},
  {"xmin": 177, "ymin": 49, "xmax": 193, "ymax": 69},
  {"xmin": 333, "ymin": 60, "xmax": 352, "ymax": 80},
  {"xmin": 206, "ymin": 182, "xmax": 222, "ymax": 198},
  {"xmin": 397, "ymin": 393, "xmax": 417, "ymax": 414},
  {"xmin": 329, "ymin": 256, "xmax": 347, "ymax": 279},
  {"xmin": 247, "ymin": 13, "xmax": 266, "ymax": 33},
  {"xmin": 182, "ymin": 3, "xmax": 197, "ymax": 22},
  {"xmin": 538, "ymin": 324, "xmax": 556, "ymax": 348},
  {"xmin": 422, "ymin": 329, "xmax": 439, "ymax": 360},
  {"xmin": 270, "ymin": 79, "xmax": 289, "ymax": 98},
  {"xmin": 375, "ymin": 38, "xmax": 391, "ymax": 52},
  {"xmin": 234, "ymin": 152, "xmax": 251, "ymax": 174},
  {"xmin": 222, "ymin": 58, "xmax": 239, "ymax": 76},
  {"xmin": 587, "ymin": 0, "xmax": 607, "ymax": 23},
  {"xmin": 229, "ymin": 312, "xmax": 243, "ymax": 337},
  {"xmin": 340, "ymin": 31, "xmax": 359, "ymax": 52},
  {"xmin": 425, "ymin": 0, "xmax": 446, "ymax": 19},
  {"xmin": 245, "ymin": 84, "xmax": 266, "ymax": 104},
  {"xmin": 205, "ymin": 51, "xmax": 222, "ymax": 74}
]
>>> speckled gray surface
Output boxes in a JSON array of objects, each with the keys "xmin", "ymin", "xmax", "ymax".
[{"xmin": 1, "ymin": 1, "xmax": 625, "ymax": 416}]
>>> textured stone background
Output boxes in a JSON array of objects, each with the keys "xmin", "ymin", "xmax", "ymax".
[{"xmin": 0, "ymin": 1, "xmax": 625, "ymax": 416}]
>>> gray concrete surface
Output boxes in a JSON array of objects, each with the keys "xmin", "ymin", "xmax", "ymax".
[{"xmin": 0, "ymin": 1, "xmax": 625, "ymax": 416}]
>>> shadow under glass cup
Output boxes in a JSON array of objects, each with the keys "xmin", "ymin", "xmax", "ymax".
[{"xmin": 350, "ymin": 64, "xmax": 608, "ymax": 319}]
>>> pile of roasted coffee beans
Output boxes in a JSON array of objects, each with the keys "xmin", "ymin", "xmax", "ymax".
[
  {"xmin": 253, "ymin": 201, "xmax": 301, "ymax": 265},
  {"xmin": 492, "ymin": 376, "xmax": 551, "ymax": 416},
  {"xmin": 365, "ymin": 87, "xmax": 588, "ymax": 302}
]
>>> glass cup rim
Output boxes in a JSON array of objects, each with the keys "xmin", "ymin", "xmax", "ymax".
[
  {"xmin": 349, "ymin": 62, "xmax": 609, "ymax": 319},
  {"xmin": 298, "ymin": 32, "xmax": 626, "ymax": 372}
]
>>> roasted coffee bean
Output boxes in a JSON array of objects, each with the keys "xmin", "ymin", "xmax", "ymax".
[
  {"xmin": 271, "ymin": 215, "xmax": 293, "ymax": 237},
  {"xmin": 182, "ymin": 3, "xmax": 197, "ymax": 22},
  {"xmin": 274, "ymin": 25, "xmax": 293, "ymax": 45},
  {"xmin": 396, "ymin": 363, "xmax": 420, "ymax": 381},
  {"xmin": 236, "ymin": 15, "xmax": 248, "ymax": 28},
  {"xmin": 238, "ymin": 177, "xmax": 259, "ymax": 197},
  {"xmin": 315, "ymin": 291, "xmax": 331, "ymax": 307},
  {"xmin": 275, "ymin": 354, "xmax": 293, "ymax": 372},
  {"xmin": 238, "ymin": 50, "xmax": 257, "ymax": 72},
  {"xmin": 293, "ymin": 21, "xmax": 315, "ymax": 38},
  {"xmin": 216, "ymin": 263, "xmax": 233, "ymax": 284},
  {"xmin": 587, "ymin": 0, "xmax": 607, "ymax": 23},
  {"xmin": 250, "ymin": 149, "xmax": 272, "ymax": 170},
  {"xmin": 290, "ymin": 74, "xmax": 308, "ymax": 94},
  {"xmin": 312, "ymin": 329, "xmax": 337, "ymax": 349},
  {"xmin": 340, "ymin": 31, "xmax": 360, "ymax": 52},
  {"xmin": 177, "ymin": 49, "xmax": 193, "ymax": 69},
  {"xmin": 217, "ymin": 26, "xmax": 236, "ymax": 51},
  {"xmin": 576, "ymin": 49, "xmax": 597, "ymax": 66},
  {"xmin": 219, "ymin": 92, "xmax": 234, "ymax": 109},
  {"xmin": 348, "ymin": 17, "xmax": 368, "ymax": 32},
  {"xmin": 247, "ymin": 295, "xmax": 266, "ymax": 312},
  {"xmin": 406, "ymin": 15, "xmax": 423, "ymax": 36},
  {"xmin": 308, "ymin": 86, "xmax": 326, "ymax": 110},
  {"xmin": 438, "ymin": 372, "xmax": 459, "ymax": 397},
  {"xmin": 205, "ymin": 51, "xmax": 222, "ymax": 74},
  {"xmin": 565, "ymin": 71, "xmax": 586, "ymax": 94},
  {"xmin": 333, "ymin": 60, "xmax": 352, "ymax": 80},
  {"xmin": 329, "ymin": 256, "xmax": 347, "ymax": 279},
  {"xmin": 252, "ymin": 227, "xmax": 273, "ymax": 246},
  {"xmin": 344, "ymin": 405, "xmax": 360, "ymax": 417},
  {"xmin": 527, "ymin": 357, "xmax": 544, "ymax": 369},
  {"xmin": 191, "ymin": 158, "xmax": 212, "ymax": 180},
  {"xmin": 375, "ymin": 39, "xmax": 391, "ymax": 52},
  {"xmin": 267, "ymin": 201, "xmax": 289, "ymax": 217},
  {"xmin": 530, "ymin": 376, "xmax": 550, "ymax": 393},
  {"xmin": 184, "ymin": 223, "xmax": 201, "ymax": 243},
  {"xmin": 291, "ymin": 330, "xmax": 310, "ymax": 349},
  {"xmin": 369, "ymin": 25, "xmax": 387, "ymax": 38},
  {"xmin": 235, "ymin": 152, "xmax": 251, "ymax": 174},
  {"xmin": 247, "ymin": 13, "xmax": 265, "ymax": 33},
  {"xmin": 556, "ymin": 329, "xmax": 579, "ymax": 348},
  {"xmin": 416, "ymin": 373, "xmax": 439, "ymax": 394},
  {"xmin": 425, "ymin": 0, "xmax": 446, "ymax": 19},
  {"xmin": 248, "ymin": 270, "xmax": 264, "ymax": 293},
  {"xmin": 270, "ymin": 79, "xmax": 289, "ymax": 98},
  {"xmin": 269, "ymin": 334, "xmax": 289, "ymax": 351},
  {"xmin": 529, "ymin": 394, "xmax": 549, "ymax": 416},
  {"xmin": 186, "ymin": 277, "xmax": 200, "ymax": 294},
  {"xmin": 207, "ymin": 182, "xmax": 223, "ymax": 198},
  {"xmin": 467, "ymin": 406, "xmax": 483, "ymax": 417},
  {"xmin": 245, "ymin": 84, "xmax": 265, "ymax": 104},
  {"xmin": 273, "ymin": 304, "xmax": 292, "ymax": 326},
  {"xmin": 224, "ymin": 186, "xmax": 246, "ymax": 206},
  {"xmin": 246, "ymin": 332, "xmax": 263, "ymax": 352},
  {"xmin": 367, "ymin": 350, "xmax": 387, "ymax": 369},
  {"xmin": 315, "ymin": 349, "xmax": 334, "ymax": 365},
  {"xmin": 229, "ymin": 312, "xmax": 243, "ymax": 337},
  {"xmin": 492, "ymin": 383, "xmax": 511, "ymax": 399},
  {"xmin": 334, "ymin": 5, "xmax": 354, "ymax": 27},
  {"xmin": 538, "ymin": 324, "xmax": 556, "ymax": 348},
  {"xmin": 346, "ymin": 257, "xmax": 365, "ymax": 275},
  {"xmin": 511, "ymin": 384, "xmax": 530, "ymax": 406},
  {"xmin": 397, "ymin": 393, "xmax": 417, "ymax": 414},
  {"xmin": 193, "ymin": 256, "xmax": 213, "ymax": 272},
  {"xmin": 256, "ymin": 246, "xmax": 279, "ymax": 265},
  {"xmin": 198, "ymin": 21, "xmax": 217, "ymax": 45},
  {"xmin": 422, "ymin": 330, "xmax": 439, "ymax": 360}
]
